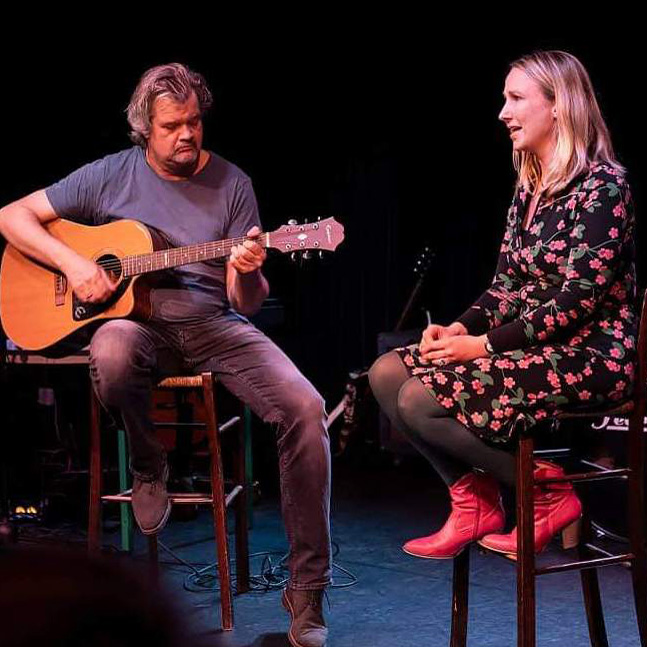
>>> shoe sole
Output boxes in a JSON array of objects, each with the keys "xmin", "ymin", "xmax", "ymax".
[
  {"xmin": 402, "ymin": 545, "xmax": 461, "ymax": 560},
  {"xmin": 137, "ymin": 498, "xmax": 172, "ymax": 536},
  {"xmin": 282, "ymin": 591, "xmax": 317, "ymax": 647}
]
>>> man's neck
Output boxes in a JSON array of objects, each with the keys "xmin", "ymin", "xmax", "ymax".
[{"xmin": 145, "ymin": 149, "xmax": 210, "ymax": 181}]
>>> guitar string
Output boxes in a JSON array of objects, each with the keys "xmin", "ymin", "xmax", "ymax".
[
  {"xmin": 93, "ymin": 228, "xmax": 330, "ymax": 275},
  {"xmin": 94, "ymin": 235, "xmax": 265, "ymax": 275}
]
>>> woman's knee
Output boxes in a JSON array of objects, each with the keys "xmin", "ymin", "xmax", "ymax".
[
  {"xmin": 368, "ymin": 351, "xmax": 407, "ymax": 396},
  {"xmin": 396, "ymin": 377, "xmax": 446, "ymax": 429}
]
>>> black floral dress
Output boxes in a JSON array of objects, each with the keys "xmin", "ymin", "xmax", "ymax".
[{"xmin": 396, "ymin": 164, "xmax": 638, "ymax": 444}]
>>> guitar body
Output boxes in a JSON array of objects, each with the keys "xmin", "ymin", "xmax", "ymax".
[
  {"xmin": 0, "ymin": 219, "xmax": 165, "ymax": 351},
  {"xmin": 0, "ymin": 215, "xmax": 345, "ymax": 352}
]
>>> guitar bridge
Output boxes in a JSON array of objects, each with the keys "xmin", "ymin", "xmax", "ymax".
[{"xmin": 55, "ymin": 273, "xmax": 67, "ymax": 306}]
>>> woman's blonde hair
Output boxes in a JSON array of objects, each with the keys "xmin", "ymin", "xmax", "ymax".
[{"xmin": 510, "ymin": 50, "xmax": 623, "ymax": 196}]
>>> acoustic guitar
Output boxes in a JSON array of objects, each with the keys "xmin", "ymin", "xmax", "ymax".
[{"xmin": 0, "ymin": 217, "xmax": 344, "ymax": 351}]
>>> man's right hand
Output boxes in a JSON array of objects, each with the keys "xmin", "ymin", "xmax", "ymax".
[
  {"xmin": 419, "ymin": 322, "xmax": 467, "ymax": 355},
  {"xmin": 63, "ymin": 255, "xmax": 117, "ymax": 303}
]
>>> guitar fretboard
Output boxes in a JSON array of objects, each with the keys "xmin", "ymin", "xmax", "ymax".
[{"xmin": 120, "ymin": 235, "xmax": 265, "ymax": 277}]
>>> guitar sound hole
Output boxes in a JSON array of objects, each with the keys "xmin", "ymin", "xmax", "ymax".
[{"xmin": 72, "ymin": 255, "xmax": 129, "ymax": 322}]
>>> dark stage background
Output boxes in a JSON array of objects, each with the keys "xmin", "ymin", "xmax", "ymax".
[{"xmin": 2, "ymin": 33, "xmax": 644, "ymax": 408}]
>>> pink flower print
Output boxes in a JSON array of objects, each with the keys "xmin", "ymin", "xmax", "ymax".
[
  {"xmin": 589, "ymin": 259, "xmax": 602, "ymax": 270},
  {"xmin": 455, "ymin": 366, "xmax": 466, "ymax": 374},
  {"xmin": 504, "ymin": 407, "xmax": 514, "ymax": 417},
  {"xmin": 493, "ymin": 408, "xmax": 504, "ymax": 419},
  {"xmin": 583, "ymin": 366, "xmax": 593, "ymax": 376},
  {"xmin": 557, "ymin": 313, "xmax": 569, "ymax": 326},
  {"xmin": 442, "ymin": 397, "xmax": 454, "ymax": 409},
  {"xmin": 544, "ymin": 314, "xmax": 555, "ymax": 327},
  {"xmin": 495, "ymin": 359, "xmax": 508, "ymax": 369},
  {"xmin": 471, "ymin": 379, "xmax": 485, "ymax": 395},
  {"xmin": 536, "ymin": 410, "xmax": 547, "ymax": 420},
  {"xmin": 434, "ymin": 372, "xmax": 448, "ymax": 385},
  {"xmin": 624, "ymin": 364, "xmax": 635, "ymax": 377},
  {"xmin": 605, "ymin": 360, "xmax": 621, "ymax": 372},
  {"xmin": 613, "ymin": 202, "xmax": 626, "ymax": 218},
  {"xmin": 613, "ymin": 320, "xmax": 623, "ymax": 329},
  {"xmin": 613, "ymin": 329, "xmax": 623, "ymax": 339},
  {"xmin": 453, "ymin": 381, "xmax": 464, "ymax": 393},
  {"xmin": 490, "ymin": 420, "xmax": 502, "ymax": 431},
  {"xmin": 545, "ymin": 252, "xmax": 557, "ymax": 263},
  {"xmin": 550, "ymin": 240, "xmax": 567, "ymax": 251},
  {"xmin": 566, "ymin": 197, "xmax": 577, "ymax": 210},
  {"xmin": 503, "ymin": 377, "xmax": 516, "ymax": 389},
  {"xmin": 565, "ymin": 373, "xmax": 578, "ymax": 385},
  {"xmin": 599, "ymin": 248, "xmax": 615, "ymax": 260},
  {"xmin": 609, "ymin": 227, "xmax": 619, "ymax": 239},
  {"xmin": 421, "ymin": 375, "xmax": 432, "ymax": 384},
  {"xmin": 615, "ymin": 380, "xmax": 627, "ymax": 392},
  {"xmin": 548, "ymin": 371, "xmax": 561, "ymax": 389},
  {"xmin": 471, "ymin": 412, "xmax": 484, "ymax": 425},
  {"xmin": 600, "ymin": 321, "xmax": 610, "ymax": 329},
  {"xmin": 457, "ymin": 413, "xmax": 468, "ymax": 425},
  {"xmin": 623, "ymin": 338, "xmax": 634, "ymax": 349},
  {"xmin": 595, "ymin": 275, "xmax": 607, "ymax": 285},
  {"xmin": 579, "ymin": 390, "xmax": 592, "ymax": 400},
  {"xmin": 499, "ymin": 395, "xmax": 510, "ymax": 405}
]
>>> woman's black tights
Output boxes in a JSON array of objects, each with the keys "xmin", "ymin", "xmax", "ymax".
[{"xmin": 368, "ymin": 351, "xmax": 516, "ymax": 487}]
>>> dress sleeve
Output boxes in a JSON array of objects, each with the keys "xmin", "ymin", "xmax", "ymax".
[
  {"xmin": 487, "ymin": 168, "xmax": 634, "ymax": 353},
  {"xmin": 456, "ymin": 205, "xmax": 523, "ymax": 335}
]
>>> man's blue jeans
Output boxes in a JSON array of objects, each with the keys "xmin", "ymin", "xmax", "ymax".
[{"xmin": 89, "ymin": 313, "xmax": 331, "ymax": 590}]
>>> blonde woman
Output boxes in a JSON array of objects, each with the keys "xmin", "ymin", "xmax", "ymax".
[{"xmin": 369, "ymin": 50, "xmax": 637, "ymax": 558}]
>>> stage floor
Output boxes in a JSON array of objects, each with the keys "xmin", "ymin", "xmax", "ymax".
[{"xmin": 4, "ymin": 459, "xmax": 642, "ymax": 647}]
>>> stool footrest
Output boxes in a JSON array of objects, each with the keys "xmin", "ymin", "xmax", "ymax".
[
  {"xmin": 536, "ymin": 553, "xmax": 634, "ymax": 576},
  {"xmin": 102, "ymin": 487, "xmax": 244, "ymax": 507},
  {"xmin": 537, "ymin": 468, "xmax": 630, "ymax": 484}
]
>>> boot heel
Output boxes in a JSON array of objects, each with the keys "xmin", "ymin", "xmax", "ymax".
[{"xmin": 561, "ymin": 517, "xmax": 581, "ymax": 549}]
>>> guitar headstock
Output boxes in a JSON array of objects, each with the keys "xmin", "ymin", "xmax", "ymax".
[{"xmin": 268, "ymin": 217, "xmax": 345, "ymax": 256}]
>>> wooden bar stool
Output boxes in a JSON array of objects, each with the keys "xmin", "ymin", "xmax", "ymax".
[
  {"xmin": 87, "ymin": 371, "xmax": 250, "ymax": 631},
  {"xmin": 450, "ymin": 290, "xmax": 647, "ymax": 647}
]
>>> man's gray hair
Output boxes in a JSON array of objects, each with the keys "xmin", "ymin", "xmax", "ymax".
[{"xmin": 126, "ymin": 63, "xmax": 213, "ymax": 147}]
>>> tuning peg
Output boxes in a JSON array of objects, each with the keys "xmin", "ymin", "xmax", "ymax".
[
  {"xmin": 291, "ymin": 252, "xmax": 297, "ymax": 262},
  {"xmin": 288, "ymin": 219, "xmax": 297, "ymax": 226},
  {"xmin": 318, "ymin": 251, "xmax": 324, "ymax": 259},
  {"xmin": 303, "ymin": 251, "xmax": 311, "ymax": 260}
]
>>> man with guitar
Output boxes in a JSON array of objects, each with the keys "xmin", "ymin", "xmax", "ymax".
[{"xmin": 0, "ymin": 63, "xmax": 330, "ymax": 647}]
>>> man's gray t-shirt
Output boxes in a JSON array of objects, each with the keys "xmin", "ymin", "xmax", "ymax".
[{"xmin": 45, "ymin": 147, "xmax": 261, "ymax": 322}]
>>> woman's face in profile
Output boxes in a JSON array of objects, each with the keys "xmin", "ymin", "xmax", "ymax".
[{"xmin": 499, "ymin": 67, "xmax": 556, "ymax": 163}]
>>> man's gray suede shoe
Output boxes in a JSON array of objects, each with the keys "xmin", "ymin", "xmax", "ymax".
[
  {"xmin": 282, "ymin": 587, "xmax": 328, "ymax": 647},
  {"xmin": 131, "ymin": 460, "xmax": 171, "ymax": 535}
]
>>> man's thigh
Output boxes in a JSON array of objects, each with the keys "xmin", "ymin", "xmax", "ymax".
[{"xmin": 187, "ymin": 317, "xmax": 324, "ymax": 424}]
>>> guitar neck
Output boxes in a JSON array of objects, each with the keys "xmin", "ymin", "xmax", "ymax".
[{"xmin": 121, "ymin": 233, "xmax": 269, "ymax": 277}]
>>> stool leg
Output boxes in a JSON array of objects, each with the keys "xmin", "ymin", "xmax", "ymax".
[
  {"xmin": 517, "ymin": 436, "xmax": 536, "ymax": 647},
  {"xmin": 450, "ymin": 548, "xmax": 470, "ymax": 647},
  {"xmin": 88, "ymin": 387, "xmax": 102, "ymax": 555},
  {"xmin": 117, "ymin": 428, "xmax": 134, "ymax": 553},
  {"xmin": 235, "ymin": 402, "xmax": 250, "ymax": 593},
  {"xmin": 578, "ymin": 516, "xmax": 608, "ymax": 647},
  {"xmin": 203, "ymin": 373, "xmax": 234, "ymax": 631}
]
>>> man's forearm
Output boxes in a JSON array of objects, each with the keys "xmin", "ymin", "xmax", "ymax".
[
  {"xmin": 0, "ymin": 202, "xmax": 76, "ymax": 272},
  {"xmin": 229, "ymin": 269, "xmax": 269, "ymax": 316}
]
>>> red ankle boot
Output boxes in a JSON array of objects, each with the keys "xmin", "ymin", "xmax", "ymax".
[
  {"xmin": 478, "ymin": 460, "xmax": 582, "ymax": 557},
  {"xmin": 403, "ymin": 472, "xmax": 505, "ymax": 559}
]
